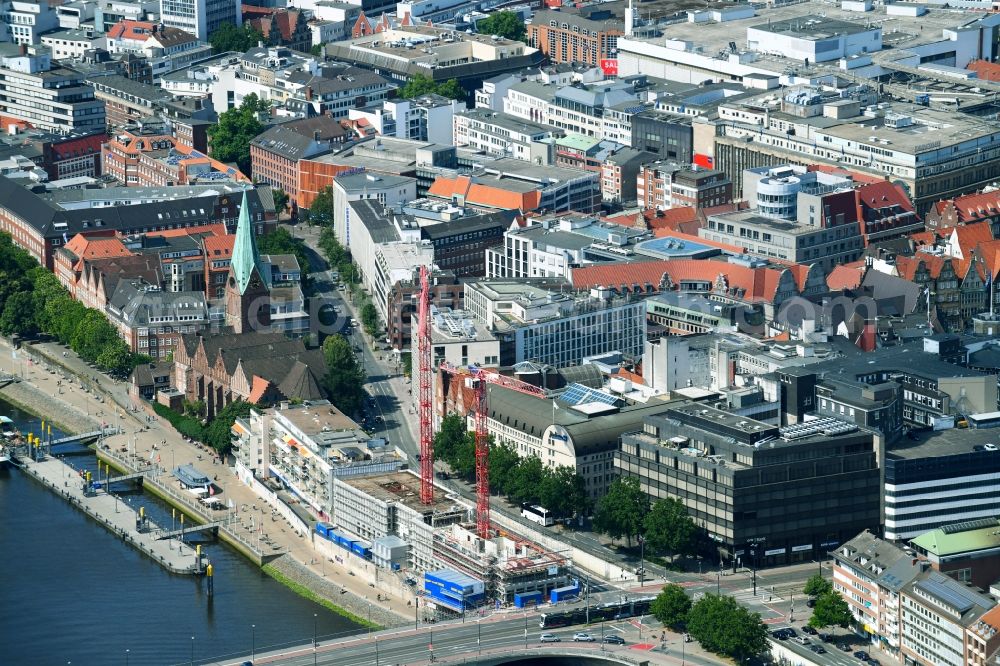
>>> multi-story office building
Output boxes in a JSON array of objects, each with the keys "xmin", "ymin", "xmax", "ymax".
[
  {"xmin": 452, "ymin": 108, "xmax": 560, "ymax": 164},
  {"xmin": 485, "ymin": 213, "xmax": 650, "ymax": 280},
  {"xmin": 249, "ymin": 117, "xmax": 347, "ymax": 206},
  {"xmin": 885, "ymin": 428, "xmax": 1000, "ymax": 541},
  {"xmin": 464, "ymin": 280, "xmax": 647, "ymax": 367},
  {"xmin": 901, "ymin": 572, "xmax": 997, "ymax": 666},
  {"xmin": 711, "ymin": 90, "xmax": 1000, "ymax": 215},
  {"xmin": 701, "ymin": 165, "xmax": 864, "ymax": 271},
  {"xmin": 526, "ymin": 10, "xmax": 622, "ymax": 67},
  {"xmin": 0, "ymin": 47, "xmax": 106, "ymax": 134},
  {"xmin": 159, "ymin": 0, "xmax": 240, "ymax": 41},
  {"xmin": 105, "ymin": 279, "xmax": 207, "ymax": 358},
  {"xmin": 617, "ymin": 405, "xmax": 881, "ymax": 566}
]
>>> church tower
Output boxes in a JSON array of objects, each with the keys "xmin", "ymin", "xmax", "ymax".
[{"xmin": 225, "ymin": 190, "xmax": 271, "ymax": 334}]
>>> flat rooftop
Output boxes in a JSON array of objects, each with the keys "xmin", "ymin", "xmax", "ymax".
[
  {"xmin": 636, "ymin": 235, "xmax": 720, "ymax": 259},
  {"xmin": 343, "ymin": 470, "xmax": 464, "ymax": 513},
  {"xmin": 887, "ymin": 428, "xmax": 1000, "ymax": 460},
  {"xmin": 750, "ymin": 15, "xmax": 873, "ymax": 39},
  {"xmin": 277, "ymin": 403, "xmax": 360, "ymax": 438}
]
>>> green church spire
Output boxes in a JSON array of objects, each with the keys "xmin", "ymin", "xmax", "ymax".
[{"xmin": 230, "ymin": 189, "xmax": 269, "ymax": 294}]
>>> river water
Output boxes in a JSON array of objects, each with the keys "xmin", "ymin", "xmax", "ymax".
[{"xmin": 0, "ymin": 398, "xmax": 364, "ymax": 665}]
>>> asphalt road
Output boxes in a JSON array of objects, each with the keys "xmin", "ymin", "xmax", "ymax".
[{"xmin": 211, "ymin": 606, "xmax": 726, "ymax": 666}]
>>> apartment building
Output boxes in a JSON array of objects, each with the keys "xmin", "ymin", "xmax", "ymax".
[
  {"xmin": 249, "ymin": 117, "xmax": 347, "ymax": 206},
  {"xmin": 901, "ymin": 572, "xmax": 996, "ymax": 666},
  {"xmin": 350, "ymin": 94, "xmax": 462, "ymax": 146},
  {"xmin": 105, "ymin": 279, "xmax": 208, "ymax": 358}
]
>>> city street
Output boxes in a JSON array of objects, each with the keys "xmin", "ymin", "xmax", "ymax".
[{"xmin": 210, "ymin": 604, "xmax": 728, "ymax": 666}]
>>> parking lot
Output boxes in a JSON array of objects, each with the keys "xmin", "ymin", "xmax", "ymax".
[{"xmin": 770, "ymin": 624, "xmax": 895, "ymax": 666}]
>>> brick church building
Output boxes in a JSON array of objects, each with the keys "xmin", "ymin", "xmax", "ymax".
[{"xmin": 172, "ymin": 190, "xmax": 326, "ymax": 418}]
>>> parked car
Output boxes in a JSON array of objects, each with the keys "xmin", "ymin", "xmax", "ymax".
[
  {"xmin": 573, "ymin": 632, "xmax": 595, "ymax": 642},
  {"xmin": 806, "ymin": 597, "xmax": 817, "ymax": 608},
  {"xmin": 819, "ymin": 633, "xmax": 834, "ymax": 643},
  {"xmin": 772, "ymin": 630, "xmax": 789, "ymax": 640},
  {"xmin": 603, "ymin": 635, "xmax": 625, "ymax": 645},
  {"xmin": 839, "ymin": 644, "xmax": 852, "ymax": 652},
  {"xmin": 540, "ymin": 633, "xmax": 561, "ymax": 643},
  {"xmin": 803, "ymin": 626, "xmax": 817, "ymax": 635},
  {"xmin": 854, "ymin": 650, "xmax": 871, "ymax": 661},
  {"xmin": 784, "ymin": 629, "xmax": 798, "ymax": 639}
]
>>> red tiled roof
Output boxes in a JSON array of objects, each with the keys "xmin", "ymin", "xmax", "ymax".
[
  {"xmin": 940, "ymin": 190, "xmax": 1000, "ymax": 224},
  {"xmin": 570, "ymin": 258, "xmax": 789, "ymax": 303},
  {"xmin": 64, "ymin": 234, "xmax": 131, "ymax": 262},
  {"xmin": 203, "ymin": 234, "xmax": 234, "ymax": 259},
  {"xmin": 145, "ymin": 223, "xmax": 228, "ymax": 239},
  {"xmin": 952, "ymin": 221, "xmax": 995, "ymax": 257},
  {"xmin": 107, "ymin": 20, "xmax": 156, "ymax": 41},
  {"xmin": 827, "ymin": 263, "xmax": 866, "ymax": 291},
  {"xmin": 645, "ymin": 207, "xmax": 698, "ymax": 231},
  {"xmin": 614, "ymin": 367, "xmax": 645, "ymax": 385},
  {"xmin": 248, "ymin": 376, "xmax": 271, "ymax": 404},
  {"xmin": 969, "ymin": 60, "xmax": 1000, "ymax": 83},
  {"xmin": 602, "ymin": 211, "xmax": 644, "ymax": 229},
  {"xmin": 786, "ymin": 264, "xmax": 811, "ymax": 292}
]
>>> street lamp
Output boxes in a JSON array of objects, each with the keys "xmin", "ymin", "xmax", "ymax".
[
  {"xmin": 313, "ymin": 613, "xmax": 318, "ymax": 648},
  {"xmin": 125, "ymin": 649, "xmax": 129, "ymax": 666},
  {"xmin": 638, "ymin": 535, "xmax": 646, "ymax": 587},
  {"xmin": 251, "ymin": 624, "xmax": 256, "ymax": 661},
  {"xmin": 190, "ymin": 636, "xmax": 194, "ymax": 666}
]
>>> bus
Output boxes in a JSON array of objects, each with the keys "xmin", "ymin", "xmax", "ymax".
[{"xmin": 521, "ymin": 504, "xmax": 554, "ymax": 526}]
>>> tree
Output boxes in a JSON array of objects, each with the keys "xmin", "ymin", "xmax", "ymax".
[
  {"xmin": 398, "ymin": 74, "xmax": 466, "ymax": 102},
  {"xmin": 310, "ymin": 187, "xmax": 335, "ymax": 228},
  {"xmin": 95, "ymin": 340, "xmax": 133, "ymax": 376},
  {"xmin": 593, "ymin": 477, "xmax": 648, "ymax": 546},
  {"xmin": 256, "ymin": 227, "xmax": 309, "ymax": 281},
  {"xmin": 360, "ymin": 302, "xmax": 379, "ymax": 337},
  {"xmin": 643, "ymin": 497, "xmax": 698, "ymax": 561},
  {"xmin": 207, "ymin": 93, "xmax": 271, "ymax": 175},
  {"xmin": 650, "ymin": 584, "xmax": 692, "ymax": 630},
  {"xmin": 0, "ymin": 291, "xmax": 37, "ymax": 337},
  {"xmin": 401, "ymin": 352, "xmax": 412, "ymax": 378},
  {"xmin": 686, "ymin": 594, "xmax": 769, "ymax": 662},
  {"xmin": 434, "ymin": 413, "xmax": 468, "ymax": 462},
  {"xmin": 399, "ymin": 73, "xmax": 439, "ymax": 99},
  {"xmin": 538, "ymin": 465, "xmax": 589, "ymax": 519},
  {"xmin": 272, "ymin": 187, "xmax": 289, "ymax": 214},
  {"xmin": 476, "ymin": 11, "xmax": 526, "ymax": 42},
  {"xmin": 204, "ymin": 400, "xmax": 253, "ymax": 455},
  {"xmin": 488, "ymin": 441, "xmax": 521, "ymax": 496},
  {"xmin": 310, "ymin": 44, "xmax": 325, "ymax": 57},
  {"xmin": 804, "ymin": 573, "xmax": 833, "ymax": 598},
  {"xmin": 508, "ymin": 455, "xmax": 545, "ymax": 505},
  {"xmin": 809, "ymin": 592, "xmax": 853, "ymax": 630},
  {"xmin": 435, "ymin": 79, "xmax": 466, "ymax": 101},
  {"xmin": 320, "ymin": 334, "xmax": 366, "ymax": 415},
  {"xmin": 209, "ymin": 23, "xmax": 265, "ymax": 54}
]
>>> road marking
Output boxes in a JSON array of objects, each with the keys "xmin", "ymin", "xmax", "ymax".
[{"xmin": 630, "ymin": 643, "xmax": 656, "ymax": 651}]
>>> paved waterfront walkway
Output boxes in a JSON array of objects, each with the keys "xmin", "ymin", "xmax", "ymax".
[
  {"xmin": 19, "ymin": 456, "xmax": 203, "ymax": 574},
  {"xmin": 0, "ymin": 336, "xmax": 414, "ymax": 626}
]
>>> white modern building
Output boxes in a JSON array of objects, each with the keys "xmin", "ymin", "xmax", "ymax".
[
  {"xmin": 349, "ymin": 94, "xmax": 462, "ymax": 147},
  {"xmin": 159, "ymin": 0, "xmax": 240, "ymax": 42},
  {"xmin": 0, "ymin": 0, "xmax": 60, "ymax": 45},
  {"xmin": 464, "ymin": 280, "xmax": 647, "ymax": 367},
  {"xmin": 453, "ymin": 108, "xmax": 559, "ymax": 163},
  {"xmin": 0, "ymin": 47, "xmax": 106, "ymax": 134},
  {"xmin": 745, "ymin": 15, "xmax": 881, "ymax": 64}
]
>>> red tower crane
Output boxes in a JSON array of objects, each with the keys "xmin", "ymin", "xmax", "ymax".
[
  {"xmin": 417, "ymin": 265, "xmax": 434, "ymax": 505},
  {"xmin": 440, "ymin": 363, "xmax": 546, "ymax": 539}
]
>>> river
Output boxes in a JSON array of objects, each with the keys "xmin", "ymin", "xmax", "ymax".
[{"xmin": 0, "ymin": 398, "xmax": 364, "ymax": 665}]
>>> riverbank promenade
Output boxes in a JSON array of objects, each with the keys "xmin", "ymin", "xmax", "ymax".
[{"xmin": 19, "ymin": 455, "xmax": 205, "ymax": 574}]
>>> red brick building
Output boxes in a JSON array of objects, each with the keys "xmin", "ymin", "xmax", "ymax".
[
  {"xmin": 104, "ymin": 125, "xmax": 249, "ymax": 187},
  {"xmin": 527, "ymin": 10, "xmax": 622, "ymax": 66},
  {"xmin": 250, "ymin": 116, "xmax": 347, "ymax": 209},
  {"xmin": 44, "ymin": 132, "xmax": 108, "ymax": 181}
]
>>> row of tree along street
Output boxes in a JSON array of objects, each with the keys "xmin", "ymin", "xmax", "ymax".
[
  {"xmin": 0, "ymin": 233, "xmax": 141, "ymax": 376},
  {"xmin": 433, "ymin": 413, "xmax": 590, "ymax": 520}
]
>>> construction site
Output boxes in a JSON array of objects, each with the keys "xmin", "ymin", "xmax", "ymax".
[{"xmin": 322, "ymin": 266, "xmax": 575, "ymax": 615}]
